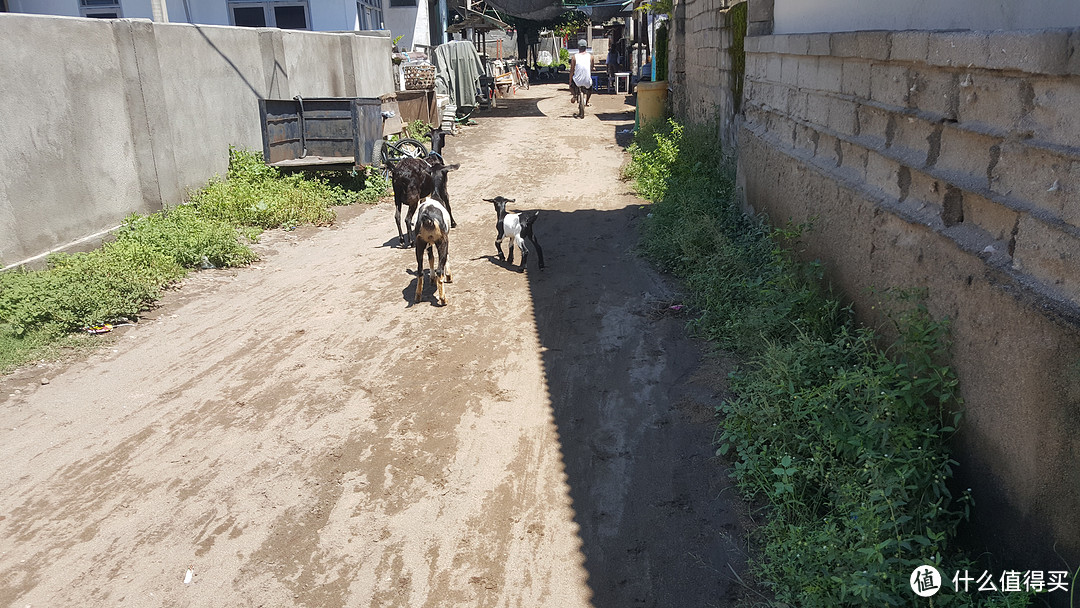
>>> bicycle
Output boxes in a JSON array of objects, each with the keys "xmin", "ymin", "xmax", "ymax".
[{"xmin": 515, "ymin": 63, "xmax": 529, "ymax": 90}]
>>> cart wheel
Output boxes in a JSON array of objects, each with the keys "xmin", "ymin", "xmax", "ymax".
[
  {"xmin": 392, "ymin": 138, "xmax": 428, "ymax": 160},
  {"xmin": 377, "ymin": 138, "xmax": 429, "ymax": 177}
]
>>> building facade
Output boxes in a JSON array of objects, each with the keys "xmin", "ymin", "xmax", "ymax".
[{"xmin": 3, "ymin": 0, "xmax": 448, "ymax": 49}]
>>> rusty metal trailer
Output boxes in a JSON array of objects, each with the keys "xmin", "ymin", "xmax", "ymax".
[{"xmin": 259, "ymin": 96, "xmax": 402, "ymax": 171}]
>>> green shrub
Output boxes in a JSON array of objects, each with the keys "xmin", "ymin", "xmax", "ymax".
[
  {"xmin": 116, "ymin": 204, "xmax": 256, "ymax": 269},
  {"xmin": 0, "ymin": 240, "xmax": 183, "ymax": 338},
  {"xmin": 190, "ymin": 146, "xmax": 357, "ymax": 229}
]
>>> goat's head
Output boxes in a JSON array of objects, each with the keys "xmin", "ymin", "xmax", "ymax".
[{"xmin": 483, "ymin": 196, "xmax": 515, "ymax": 217}]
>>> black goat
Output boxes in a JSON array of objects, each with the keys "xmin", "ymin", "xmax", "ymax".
[
  {"xmin": 485, "ymin": 196, "xmax": 545, "ymax": 271},
  {"xmin": 392, "ymin": 157, "xmax": 459, "ymax": 248},
  {"xmin": 428, "ymin": 126, "xmax": 455, "ymax": 158}
]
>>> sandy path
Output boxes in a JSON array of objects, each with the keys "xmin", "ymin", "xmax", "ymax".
[{"xmin": 0, "ymin": 83, "xmax": 746, "ymax": 608}]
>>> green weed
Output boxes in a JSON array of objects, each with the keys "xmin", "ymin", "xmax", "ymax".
[
  {"xmin": 627, "ymin": 119, "xmax": 1028, "ymax": 607},
  {"xmin": 1, "ymin": 146, "xmax": 386, "ymax": 372}
]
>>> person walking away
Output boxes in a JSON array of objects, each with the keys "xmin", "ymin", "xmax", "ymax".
[
  {"xmin": 606, "ymin": 42, "xmax": 618, "ymax": 93},
  {"xmin": 570, "ymin": 40, "xmax": 594, "ymax": 119}
]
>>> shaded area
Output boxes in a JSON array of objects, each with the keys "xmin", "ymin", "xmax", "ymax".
[{"xmin": 524, "ymin": 205, "xmax": 748, "ymax": 607}]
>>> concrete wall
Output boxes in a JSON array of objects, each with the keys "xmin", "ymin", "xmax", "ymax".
[
  {"xmin": 774, "ymin": 0, "xmax": 1080, "ymax": 35},
  {"xmin": 738, "ymin": 24, "xmax": 1080, "ymax": 568},
  {"xmin": 0, "ymin": 13, "xmax": 393, "ymax": 268},
  {"xmin": 668, "ymin": 0, "xmax": 741, "ymax": 148}
]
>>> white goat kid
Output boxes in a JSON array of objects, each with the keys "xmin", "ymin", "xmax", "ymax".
[
  {"xmin": 412, "ymin": 197, "xmax": 454, "ymax": 305},
  {"xmin": 485, "ymin": 196, "xmax": 545, "ymax": 271}
]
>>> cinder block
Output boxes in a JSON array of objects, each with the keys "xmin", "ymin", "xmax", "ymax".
[
  {"xmin": 748, "ymin": 22, "xmax": 773, "ymax": 37},
  {"xmin": 992, "ymin": 141, "xmax": 1070, "ymax": 219},
  {"xmin": 964, "ymin": 192, "xmax": 1020, "ymax": 241},
  {"xmin": 832, "ymin": 30, "xmax": 890, "ymax": 61},
  {"xmin": 744, "ymin": 34, "xmax": 764, "ymax": 54},
  {"xmin": 840, "ymin": 60, "xmax": 871, "ymax": 99},
  {"xmin": 787, "ymin": 89, "xmax": 810, "ymax": 121},
  {"xmin": 780, "ymin": 54, "xmax": 799, "ymax": 84},
  {"xmin": 817, "ymin": 56, "xmax": 843, "ymax": 92},
  {"xmin": 857, "ymin": 104, "xmax": 893, "ymax": 147},
  {"xmin": 869, "ymin": 63, "xmax": 912, "ymax": 108},
  {"xmin": 783, "ymin": 34, "xmax": 810, "ymax": 56},
  {"xmin": 905, "ymin": 167, "xmax": 945, "ymax": 208},
  {"xmin": 769, "ymin": 82, "xmax": 790, "ymax": 109},
  {"xmin": 907, "ymin": 66, "xmax": 958, "ymax": 120},
  {"xmin": 806, "ymin": 91, "xmax": 830, "ymax": 126},
  {"xmin": 826, "ymin": 96, "xmax": 859, "ymax": 136},
  {"xmin": 984, "ymin": 30, "xmax": 1070, "ymax": 75},
  {"xmin": 1012, "ymin": 214, "xmax": 1080, "ymax": 302},
  {"xmin": 816, "ymin": 132, "xmax": 840, "ymax": 166},
  {"xmin": 866, "ymin": 149, "xmax": 902, "ymax": 199},
  {"xmin": 793, "ymin": 123, "xmax": 819, "ymax": 154},
  {"xmin": 1029, "ymin": 79, "xmax": 1080, "ymax": 150},
  {"xmin": 839, "ymin": 139, "xmax": 869, "ymax": 182},
  {"xmin": 748, "ymin": 0, "xmax": 774, "ymax": 24},
  {"xmin": 889, "ymin": 113, "xmax": 936, "ymax": 166},
  {"xmin": 765, "ymin": 53, "xmax": 782, "ymax": 82},
  {"xmin": 796, "ymin": 56, "xmax": 820, "ymax": 89},
  {"xmin": 807, "ymin": 33, "xmax": 831, "ymax": 57},
  {"xmin": 935, "ymin": 126, "xmax": 999, "ymax": 188},
  {"xmin": 889, "ymin": 30, "xmax": 930, "ymax": 64},
  {"xmin": 956, "ymin": 73, "xmax": 1030, "ymax": 132},
  {"xmin": 1068, "ymin": 31, "xmax": 1080, "ymax": 75},
  {"xmin": 927, "ymin": 31, "xmax": 990, "ymax": 68}
]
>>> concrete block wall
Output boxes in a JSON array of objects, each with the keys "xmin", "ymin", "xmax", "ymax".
[
  {"xmin": 738, "ymin": 27, "xmax": 1080, "ymax": 569},
  {"xmin": 669, "ymin": 0, "xmax": 740, "ymax": 148},
  {"xmin": 0, "ymin": 13, "xmax": 393, "ymax": 269}
]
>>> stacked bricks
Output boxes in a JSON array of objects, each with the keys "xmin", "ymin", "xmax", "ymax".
[
  {"xmin": 741, "ymin": 29, "xmax": 1080, "ymax": 309},
  {"xmin": 737, "ymin": 25, "xmax": 1080, "ymax": 571}
]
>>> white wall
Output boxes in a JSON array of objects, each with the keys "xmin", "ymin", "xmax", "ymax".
[
  {"xmin": 774, "ymin": 0, "xmax": 1080, "ymax": 34},
  {"xmin": 385, "ymin": 2, "xmax": 427, "ymax": 50},
  {"xmin": 0, "ymin": 13, "xmax": 394, "ymax": 267}
]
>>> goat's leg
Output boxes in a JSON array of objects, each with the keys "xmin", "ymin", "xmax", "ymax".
[
  {"xmin": 506, "ymin": 237, "xmax": 516, "ymax": 265},
  {"xmin": 515, "ymin": 235, "xmax": 529, "ymax": 270},
  {"xmin": 435, "ymin": 238, "xmax": 449, "ymax": 305},
  {"xmin": 495, "ymin": 222, "xmax": 506, "ymax": 260},
  {"xmin": 443, "ymin": 234, "xmax": 453, "ymax": 283},
  {"xmin": 395, "ymin": 203, "xmax": 406, "ymax": 247},
  {"xmin": 404, "ymin": 205, "xmax": 418, "ymax": 248},
  {"xmin": 414, "ymin": 243, "xmax": 426, "ymax": 303}
]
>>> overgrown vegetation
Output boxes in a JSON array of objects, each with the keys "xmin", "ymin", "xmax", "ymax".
[
  {"xmin": 627, "ymin": 119, "xmax": 1029, "ymax": 608},
  {"xmin": 0, "ymin": 147, "xmax": 387, "ymax": 372}
]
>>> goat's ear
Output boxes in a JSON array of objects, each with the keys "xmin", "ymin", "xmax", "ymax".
[
  {"xmin": 483, "ymin": 198, "xmax": 496, "ymax": 203},
  {"xmin": 446, "ymin": 163, "xmax": 461, "ymax": 172}
]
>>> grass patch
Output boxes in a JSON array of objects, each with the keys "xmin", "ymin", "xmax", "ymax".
[
  {"xmin": 627, "ymin": 119, "xmax": 1029, "ymax": 608},
  {"xmin": 0, "ymin": 147, "xmax": 388, "ymax": 372}
]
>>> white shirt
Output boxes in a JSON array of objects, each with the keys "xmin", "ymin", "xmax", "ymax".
[{"xmin": 572, "ymin": 52, "xmax": 593, "ymax": 87}]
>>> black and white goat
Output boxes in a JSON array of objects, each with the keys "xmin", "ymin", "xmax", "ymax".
[
  {"xmin": 392, "ymin": 157, "xmax": 459, "ymax": 248},
  {"xmin": 412, "ymin": 197, "xmax": 454, "ymax": 305},
  {"xmin": 485, "ymin": 196, "xmax": 545, "ymax": 271}
]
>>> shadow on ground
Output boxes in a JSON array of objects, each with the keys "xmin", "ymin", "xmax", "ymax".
[{"xmin": 522, "ymin": 205, "xmax": 748, "ymax": 607}]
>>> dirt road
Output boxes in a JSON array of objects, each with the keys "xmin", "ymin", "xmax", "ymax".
[{"xmin": 0, "ymin": 83, "xmax": 746, "ymax": 607}]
